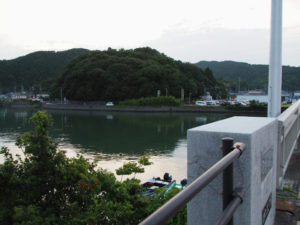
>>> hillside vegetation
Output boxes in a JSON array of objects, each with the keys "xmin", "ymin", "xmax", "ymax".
[
  {"xmin": 0, "ymin": 48, "xmax": 89, "ymax": 93},
  {"xmin": 51, "ymin": 47, "xmax": 227, "ymax": 101},
  {"xmin": 196, "ymin": 61, "xmax": 300, "ymax": 92}
]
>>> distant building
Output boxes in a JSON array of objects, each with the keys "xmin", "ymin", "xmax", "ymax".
[
  {"xmin": 201, "ymin": 92, "xmax": 213, "ymax": 101},
  {"xmin": 247, "ymin": 90, "xmax": 265, "ymax": 95},
  {"xmin": 236, "ymin": 94, "xmax": 268, "ymax": 103},
  {"xmin": 294, "ymin": 91, "xmax": 300, "ymax": 100},
  {"xmin": 237, "ymin": 90, "xmax": 292, "ymax": 104},
  {"xmin": 11, "ymin": 93, "xmax": 27, "ymax": 101},
  {"xmin": 0, "ymin": 94, "xmax": 8, "ymax": 100},
  {"xmin": 281, "ymin": 91, "xmax": 291, "ymax": 103},
  {"xmin": 39, "ymin": 94, "xmax": 50, "ymax": 99},
  {"xmin": 235, "ymin": 90, "xmax": 267, "ymax": 103}
]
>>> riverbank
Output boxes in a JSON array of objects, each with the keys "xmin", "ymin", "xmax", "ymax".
[
  {"xmin": 8, "ymin": 103, "xmax": 40, "ymax": 109},
  {"xmin": 1, "ymin": 102, "xmax": 268, "ymax": 114},
  {"xmin": 38, "ymin": 103, "xmax": 266, "ymax": 115}
]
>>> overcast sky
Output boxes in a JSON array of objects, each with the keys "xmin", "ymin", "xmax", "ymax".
[{"xmin": 0, "ymin": 0, "xmax": 299, "ymax": 66}]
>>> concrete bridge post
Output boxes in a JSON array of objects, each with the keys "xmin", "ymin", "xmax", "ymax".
[{"xmin": 187, "ymin": 116, "xmax": 278, "ymax": 225}]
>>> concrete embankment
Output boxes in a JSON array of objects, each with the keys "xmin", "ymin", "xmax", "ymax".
[
  {"xmin": 40, "ymin": 103, "xmax": 266, "ymax": 115},
  {"xmin": 7, "ymin": 104, "xmax": 40, "ymax": 109}
]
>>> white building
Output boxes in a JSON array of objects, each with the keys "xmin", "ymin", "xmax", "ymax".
[{"xmin": 236, "ymin": 95, "xmax": 268, "ymax": 103}]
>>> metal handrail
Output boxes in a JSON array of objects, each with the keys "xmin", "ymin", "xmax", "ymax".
[
  {"xmin": 139, "ymin": 142, "xmax": 246, "ymax": 225},
  {"xmin": 277, "ymin": 99, "xmax": 300, "ymax": 187},
  {"xmin": 215, "ymin": 188, "xmax": 245, "ymax": 225}
]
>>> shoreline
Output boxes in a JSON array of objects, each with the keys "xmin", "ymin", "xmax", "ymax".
[
  {"xmin": 2, "ymin": 103, "xmax": 267, "ymax": 115},
  {"xmin": 39, "ymin": 103, "xmax": 266, "ymax": 115}
]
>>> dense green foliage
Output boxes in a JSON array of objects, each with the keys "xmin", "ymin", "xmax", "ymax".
[
  {"xmin": 0, "ymin": 111, "xmax": 186, "ymax": 224},
  {"xmin": 118, "ymin": 96, "xmax": 181, "ymax": 107},
  {"xmin": 116, "ymin": 156, "xmax": 152, "ymax": 180},
  {"xmin": 138, "ymin": 155, "xmax": 153, "ymax": 166},
  {"xmin": 196, "ymin": 60, "xmax": 300, "ymax": 92},
  {"xmin": 0, "ymin": 49, "xmax": 89, "ymax": 93},
  {"xmin": 52, "ymin": 47, "xmax": 226, "ymax": 101},
  {"xmin": 116, "ymin": 162, "xmax": 144, "ymax": 176}
]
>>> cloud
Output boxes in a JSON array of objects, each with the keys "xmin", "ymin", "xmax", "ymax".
[
  {"xmin": 0, "ymin": 0, "xmax": 299, "ymax": 66},
  {"xmin": 146, "ymin": 28, "xmax": 269, "ymax": 64},
  {"xmin": 146, "ymin": 26, "xmax": 300, "ymax": 66},
  {"xmin": 282, "ymin": 26, "xmax": 300, "ymax": 66},
  {"xmin": 0, "ymin": 35, "xmax": 31, "ymax": 60}
]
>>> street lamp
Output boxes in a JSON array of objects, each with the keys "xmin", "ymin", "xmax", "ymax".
[{"xmin": 268, "ymin": 0, "xmax": 282, "ymax": 117}]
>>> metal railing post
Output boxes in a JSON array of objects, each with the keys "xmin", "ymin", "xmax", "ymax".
[
  {"xmin": 222, "ymin": 137, "xmax": 234, "ymax": 225},
  {"xmin": 215, "ymin": 188, "xmax": 245, "ymax": 225}
]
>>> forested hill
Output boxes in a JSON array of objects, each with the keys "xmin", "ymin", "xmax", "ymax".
[
  {"xmin": 0, "ymin": 48, "xmax": 89, "ymax": 93},
  {"xmin": 52, "ymin": 47, "xmax": 227, "ymax": 101},
  {"xmin": 196, "ymin": 61, "xmax": 300, "ymax": 92}
]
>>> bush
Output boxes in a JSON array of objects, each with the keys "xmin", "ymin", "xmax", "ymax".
[
  {"xmin": 0, "ymin": 100, "xmax": 11, "ymax": 106},
  {"xmin": 118, "ymin": 96, "xmax": 180, "ymax": 107}
]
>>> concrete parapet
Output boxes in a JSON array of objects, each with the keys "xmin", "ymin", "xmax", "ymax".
[{"xmin": 187, "ymin": 116, "xmax": 278, "ymax": 225}]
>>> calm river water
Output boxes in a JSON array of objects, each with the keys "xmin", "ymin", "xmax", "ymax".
[{"xmin": 0, "ymin": 108, "xmax": 233, "ymax": 182}]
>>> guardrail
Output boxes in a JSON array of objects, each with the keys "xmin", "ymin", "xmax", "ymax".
[
  {"xmin": 277, "ymin": 99, "xmax": 300, "ymax": 187},
  {"xmin": 139, "ymin": 138, "xmax": 246, "ymax": 225}
]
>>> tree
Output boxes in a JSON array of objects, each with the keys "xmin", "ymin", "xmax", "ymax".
[
  {"xmin": 116, "ymin": 162, "xmax": 144, "ymax": 180},
  {"xmin": 0, "ymin": 49, "xmax": 89, "ymax": 93},
  {"xmin": 138, "ymin": 155, "xmax": 153, "ymax": 166},
  {"xmin": 51, "ymin": 47, "xmax": 224, "ymax": 102}
]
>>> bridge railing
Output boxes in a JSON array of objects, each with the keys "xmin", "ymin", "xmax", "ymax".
[
  {"xmin": 139, "ymin": 139, "xmax": 246, "ymax": 225},
  {"xmin": 277, "ymin": 99, "xmax": 300, "ymax": 187}
]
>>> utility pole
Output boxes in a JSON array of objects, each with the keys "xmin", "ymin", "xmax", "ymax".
[
  {"xmin": 60, "ymin": 87, "xmax": 63, "ymax": 104},
  {"xmin": 268, "ymin": 0, "xmax": 282, "ymax": 117}
]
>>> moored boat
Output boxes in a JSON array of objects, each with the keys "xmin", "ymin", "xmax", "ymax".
[{"xmin": 142, "ymin": 173, "xmax": 187, "ymax": 196}]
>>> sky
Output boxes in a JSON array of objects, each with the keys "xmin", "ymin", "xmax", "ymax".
[{"xmin": 0, "ymin": 0, "xmax": 299, "ymax": 66}]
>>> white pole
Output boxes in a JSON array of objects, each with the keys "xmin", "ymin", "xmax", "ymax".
[{"xmin": 268, "ymin": 0, "xmax": 282, "ymax": 117}]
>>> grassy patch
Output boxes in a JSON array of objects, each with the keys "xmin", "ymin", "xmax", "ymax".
[
  {"xmin": 118, "ymin": 96, "xmax": 180, "ymax": 107},
  {"xmin": 277, "ymin": 184, "xmax": 300, "ymax": 200}
]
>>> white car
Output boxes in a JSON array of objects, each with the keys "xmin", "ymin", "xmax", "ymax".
[
  {"xmin": 195, "ymin": 101, "xmax": 207, "ymax": 106},
  {"xmin": 106, "ymin": 102, "xmax": 114, "ymax": 107},
  {"xmin": 239, "ymin": 101, "xmax": 248, "ymax": 106}
]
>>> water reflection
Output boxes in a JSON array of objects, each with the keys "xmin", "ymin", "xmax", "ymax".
[
  {"xmin": 0, "ymin": 108, "xmax": 234, "ymax": 181},
  {"xmin": 0, "ymin": 109, "xmax": 34, "ymax": 134},
  {"xmin": 46, "ymin": 110, "xmax": 232, "ymax": 156},
  {"xmin": 195, "ymin": 116, "xmax": 207, "ymax": 123},
  {"xmin": 0, "ymin": 109, "xmax": 233, "ymax": 157}
]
